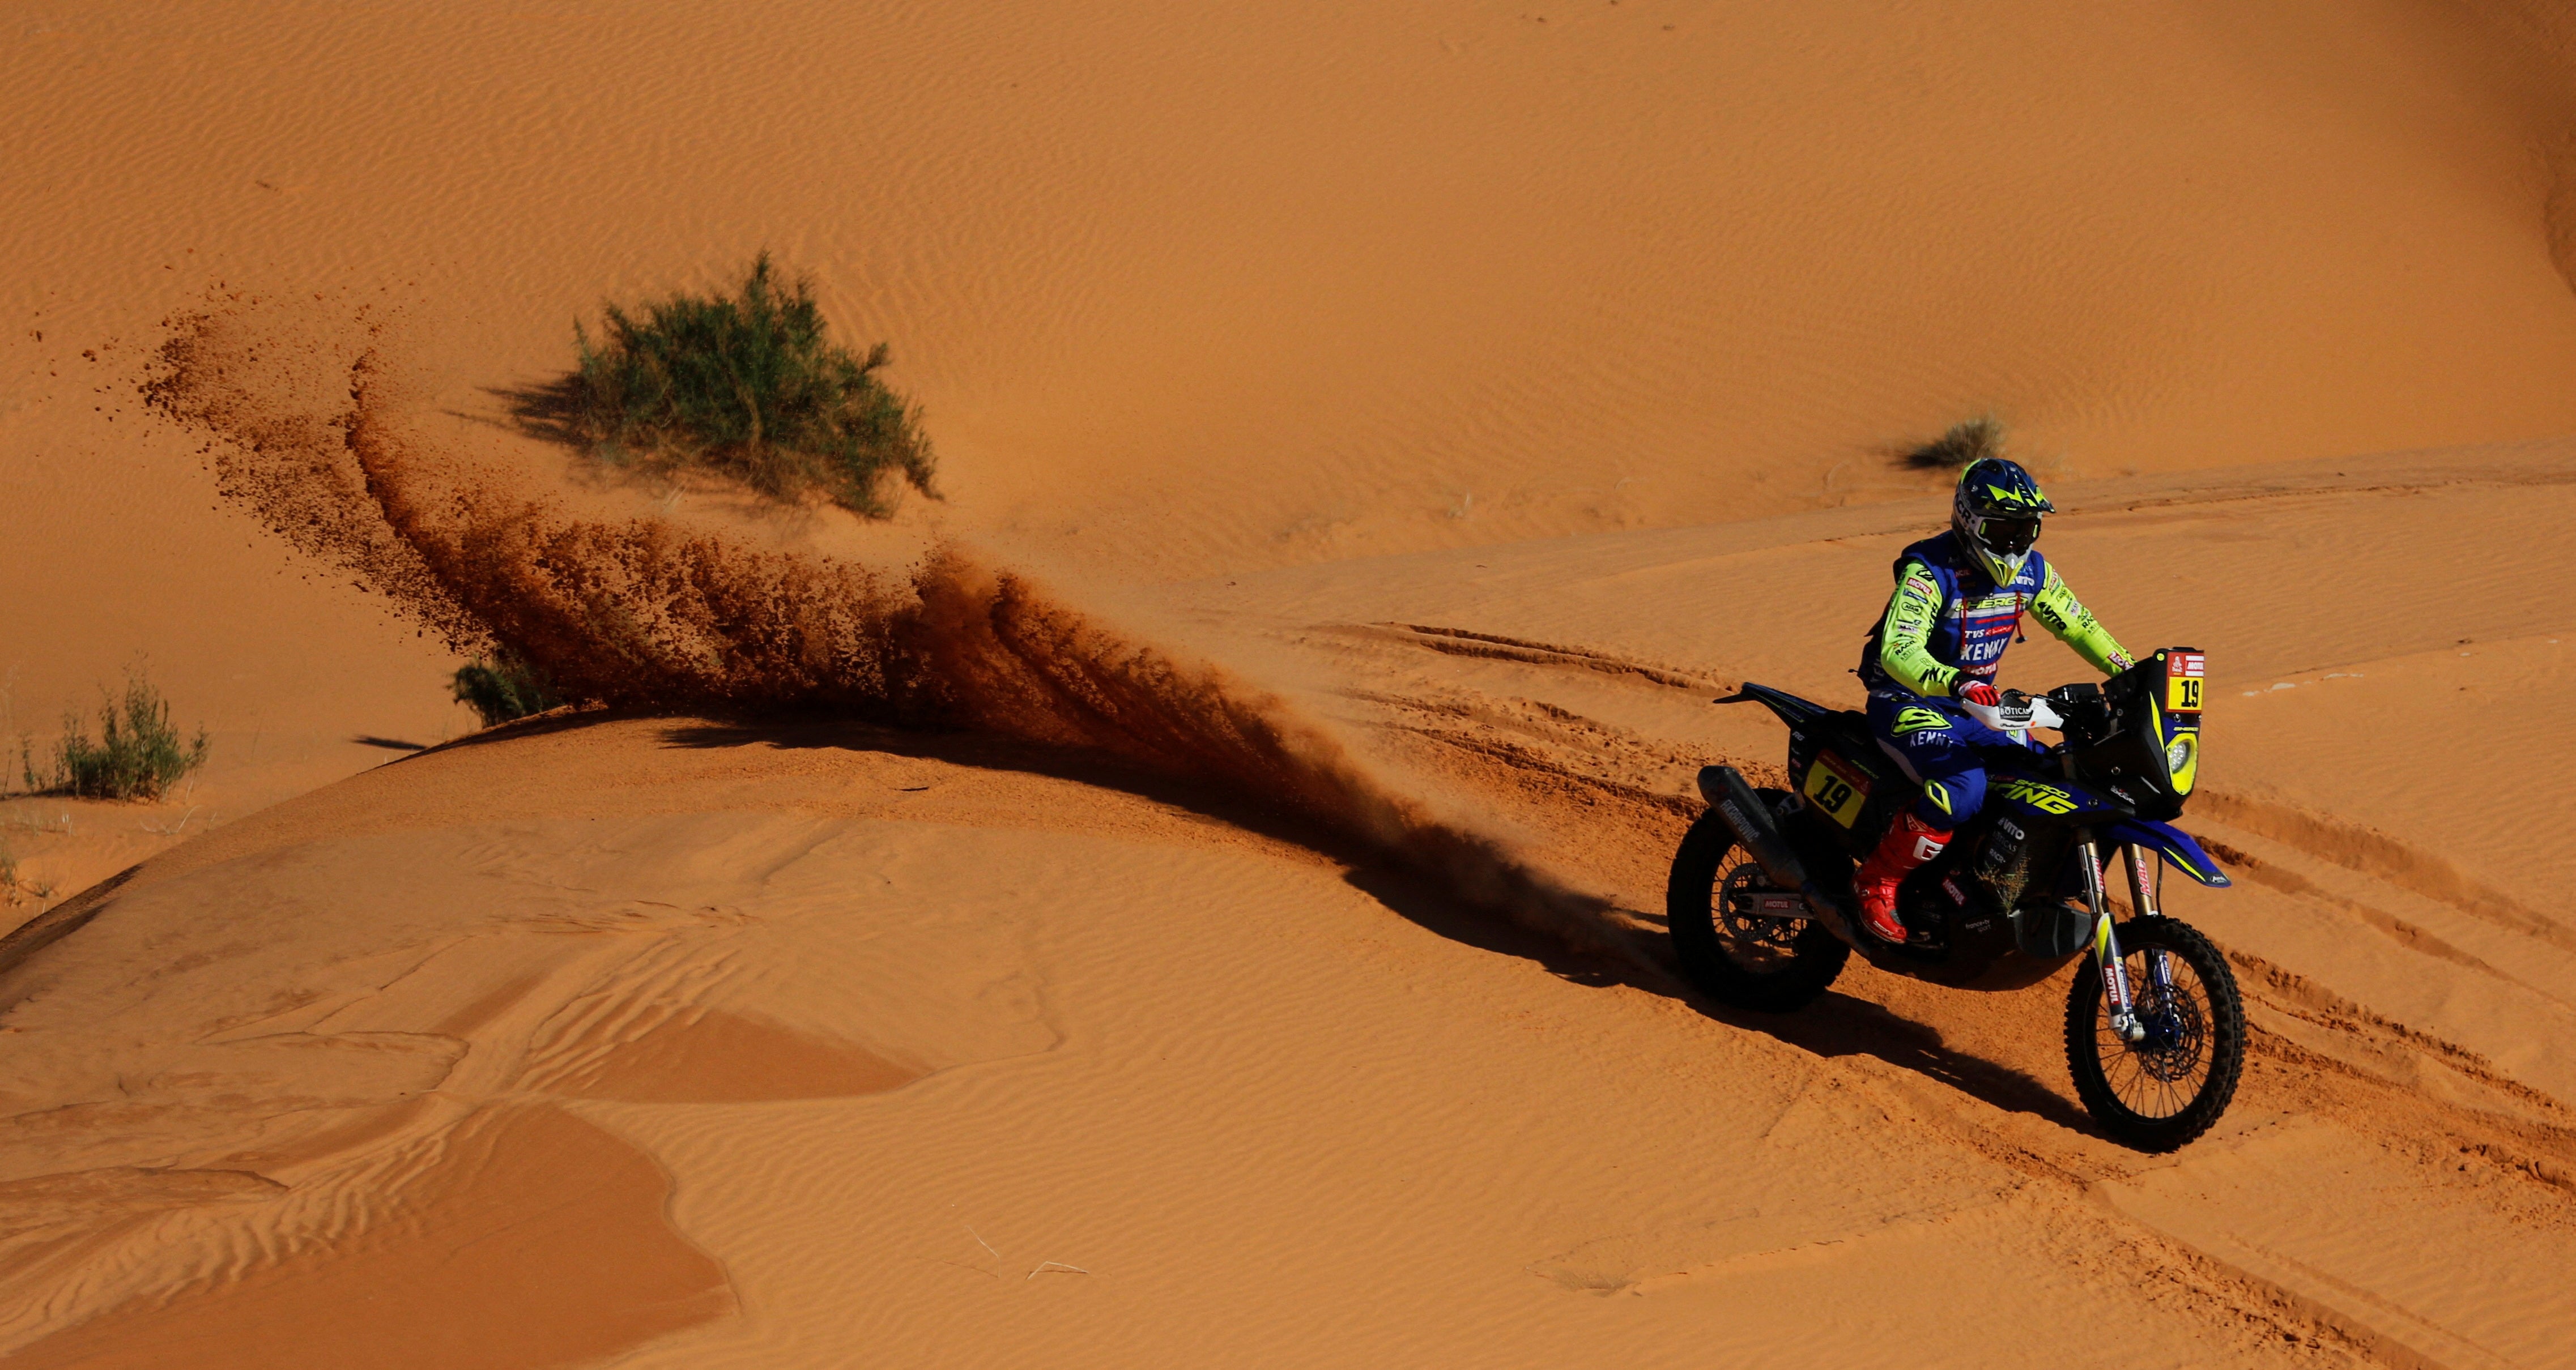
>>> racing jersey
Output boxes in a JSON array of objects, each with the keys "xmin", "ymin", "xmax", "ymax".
[{"xmin": 1857, "ymin": 532, "xmax": 2131, "ymax": 699}]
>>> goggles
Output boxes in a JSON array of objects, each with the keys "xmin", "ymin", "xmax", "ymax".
[{"xmin": 1969, "ymin": 514, "xmax": 2042, "ymax": 556}]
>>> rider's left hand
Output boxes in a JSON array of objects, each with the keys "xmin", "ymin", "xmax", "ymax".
[{"xmin": 1958, "ymin": 680, "xmax": 2002, "ymax": 707}]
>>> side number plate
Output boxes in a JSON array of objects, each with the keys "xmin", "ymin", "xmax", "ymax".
[{"xmin": 1802, "ymin": 753, "xmax": 1871, "ymax": 829}]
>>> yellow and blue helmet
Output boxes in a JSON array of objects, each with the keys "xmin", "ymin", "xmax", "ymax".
[{"xmin": 1952, "ymin": 458, "xmax": 2053, "ymax": 584}]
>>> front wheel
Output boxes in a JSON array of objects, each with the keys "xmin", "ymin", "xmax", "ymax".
[
  {"xmin": 2064, "ymin": 914, "xmax": 2245, "ymax": 1151},
  {"xmin": 1667, "ymin": 800, "xmax": 1849, "ymax": 1013}
]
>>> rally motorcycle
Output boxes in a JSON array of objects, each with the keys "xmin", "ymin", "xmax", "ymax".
[{"xmin": 1667, "ymin": 648, "xmax": 2244, "ymax": 1151}]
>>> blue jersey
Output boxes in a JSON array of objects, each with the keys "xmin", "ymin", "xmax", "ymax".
[
  {"xmin": 1858, "ymin": 532, "xmax": 2130, "ymax": 700},
  {"xmin": 1857, "ymin": 532, "xmax": 2048, "ymax": 698}
]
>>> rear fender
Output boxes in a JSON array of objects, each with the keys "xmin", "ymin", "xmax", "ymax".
[
  {"xmin": 2101, "ymin": 817, "xmax": 2232, "ymax": 889},
  {"xmin": 1715, "ymin": 684, "xmax": 1834, "ymax": 732}
]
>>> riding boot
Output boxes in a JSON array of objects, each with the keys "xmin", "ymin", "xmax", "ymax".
[{"xmin": 1855, "ymin": 812, "xmax": 1950, "ymax": 943}]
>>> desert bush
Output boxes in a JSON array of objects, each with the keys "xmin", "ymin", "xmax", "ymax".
[
  {"xmin": 0, "ymin": 845, "xmax": 48, "ymax": 907},
  {"xmin": 569, "ymin": 253, "xmax": 937, "ymax": 516},
  {"xmin": 1904, "ymin": 415, "xmax": 2008, "ymax": 469},
  {"xmin": 451, "ymin": 654, "xmax": 562, "ymax": 727},
  {"xmin": 36, "ymin": 671, "xmax": 210, "ymax": 801}
]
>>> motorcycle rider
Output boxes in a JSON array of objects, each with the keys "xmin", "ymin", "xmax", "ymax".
[{"xmin": 1853, "ymin": 457, "xmax": 2132, "ymax": 944}]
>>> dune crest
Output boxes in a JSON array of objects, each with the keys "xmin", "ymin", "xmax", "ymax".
[{"xmin": 144, "ymin": 302, "xmax": 1638, "ymax": 962}]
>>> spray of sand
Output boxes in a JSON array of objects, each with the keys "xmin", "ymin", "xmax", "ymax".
[{"xmin": 144, "ymin": 301, "xmax": 1641, "ymax": 963}]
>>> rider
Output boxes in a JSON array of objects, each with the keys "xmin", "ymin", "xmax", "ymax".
[{"xmin": 1852, "ymin": 457, "xmax": 2132, "ymax": 944}]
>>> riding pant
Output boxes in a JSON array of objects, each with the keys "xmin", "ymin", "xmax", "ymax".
[{"xmin": 1864, "ymin": 694, "xmax": 2041, "ymax": 831}]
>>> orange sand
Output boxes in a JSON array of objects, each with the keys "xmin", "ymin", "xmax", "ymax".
[{"xmin": 6, "ymin": 2, "xmax": 2576, "ymax": 1366}]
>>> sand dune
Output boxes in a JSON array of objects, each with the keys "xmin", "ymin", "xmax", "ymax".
[
  {"xmin": 7, "ymin": 0, "xmax": 2576, "ymax": 1365},
  {"xmin": 10, "ymin": 716, "xmax": 2572, "ymax": 1368}
]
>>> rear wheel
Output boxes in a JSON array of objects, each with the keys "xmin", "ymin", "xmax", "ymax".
[
  {"xmin": 2063, "ymin": 914, "xmax": 2244, "ymax": 1151},
  {"xmin": 1667, "ymin": 797, "xmax": 1848, "ymax": 1012}
]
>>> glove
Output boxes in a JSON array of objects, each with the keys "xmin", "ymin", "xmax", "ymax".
[{"xmin": 1957, "ymin": 680, "xmax": 2002, "ymax": 707}]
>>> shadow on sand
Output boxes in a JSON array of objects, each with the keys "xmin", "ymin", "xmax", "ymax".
[
  {"xmin": 411, "ymin": 710, "xmax": 2098, "ymax": 1140},
  {"xmin": 482, "ymin": 377, "xmax": 587, "ymax": 446}
]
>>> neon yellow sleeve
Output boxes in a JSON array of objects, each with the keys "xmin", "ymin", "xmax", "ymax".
[
  {"xmin": 2030, "ymin": 564, "xmax": 2134, "ymax": 675},
  {"xmin": 1879, "ymin": 560, "xmax": 1963, "ymax": 697}
]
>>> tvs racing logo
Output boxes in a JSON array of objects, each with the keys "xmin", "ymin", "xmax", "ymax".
[{"xmin": 1998, "ymin": 778, "xmax": 2081, "ymax": 816}]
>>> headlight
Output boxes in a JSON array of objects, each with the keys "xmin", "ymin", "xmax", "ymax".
[{"xmin": 2164, "ymin": 732, "xmax": 2199, "ymax": 793}]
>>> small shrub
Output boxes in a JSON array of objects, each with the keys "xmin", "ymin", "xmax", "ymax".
[
  {"xmin": 0, "ymin": 845, "xmax": 49, "ymax": 908},
  {"xmin": 452, "ymin": 654, "xmax": 562, "ymax": 727},
  {"xmin": 570, "ymin": 253, "xmax": 937, "ymax": 516},
  {"xmin": 1904, "ymin": 415, "xmax": 2008, "ymax": 470},
  {"xmin": 40, "ymin": 671, "xmax": 210, "ymax": 801}
]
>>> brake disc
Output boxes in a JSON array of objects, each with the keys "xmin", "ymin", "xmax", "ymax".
[{"xmin": 2133, "ymin": 983, "xmax": 2208, "ymax": 1082}]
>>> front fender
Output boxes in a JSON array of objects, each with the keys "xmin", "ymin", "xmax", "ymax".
[{"xmin": 2102, "ymin": 817, "xmax": 2232, "ymax": 888}]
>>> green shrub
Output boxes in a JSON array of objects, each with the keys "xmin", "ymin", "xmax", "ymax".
[
  {"xmin": 38, "ymin": 671, "xmax": 210, "ymax": 801},
  {"xmin": 451, "ymin": 654, "xmax": 562, "ymax": 727},
  {"xmin": 1904, "ymin": 415, "xmax": 2008, "ymax": 470},
  {"xmin": 570, "ymin": 253, "xmax": 937, "ymax": 516}
]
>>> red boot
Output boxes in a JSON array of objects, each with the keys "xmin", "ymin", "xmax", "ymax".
[{"xmin": 1855, "ymin": 812, "xmax": 1951, "ymax": 943}]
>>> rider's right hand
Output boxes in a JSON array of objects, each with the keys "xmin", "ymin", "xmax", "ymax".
[{"xmin": 1957, "ymin": 680, "xmax": 2002, "ymax": 707}]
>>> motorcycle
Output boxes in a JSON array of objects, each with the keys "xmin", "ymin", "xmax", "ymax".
[{"xmin": 1666, "ymin": 647, "xmax": 2245, "ymax": 1151}]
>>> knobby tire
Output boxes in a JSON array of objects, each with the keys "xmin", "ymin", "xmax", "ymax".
[
  {"xmin": 2063, "ymin": 914, "xmax": 2245, "ymax": 1152},
  {"xmin": 1667, "ymin": 796, "xmax": 1848, "ymax": 1013}
]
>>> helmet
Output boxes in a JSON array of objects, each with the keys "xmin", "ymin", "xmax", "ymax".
[{"xmin": 1951, "ymin": 458, "xmax": 2053, "ymax": 584}]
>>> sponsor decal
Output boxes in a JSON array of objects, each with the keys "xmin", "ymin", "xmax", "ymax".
[
  {"xmin": 1941, "ymin": 877, "xmax": 1966, "ymax": 904},
  {"xmin": 1998, "ymin": 777, "xmax": 2081, "ymax": 816},
  {"xmin": 1893, "ymin": 706, "xmax": 1949, "ymax": 736},
  {"xmin": 1946, "ymin": 592, "xmax": 2025, "ymax": 617},
  {"xmin": 1729, "ymin": 890, "xmax": 1806, "ymax": 918},
  {"xmin": 1955, "ymin": 591, "xmax": 2023, "ymax": 667}
]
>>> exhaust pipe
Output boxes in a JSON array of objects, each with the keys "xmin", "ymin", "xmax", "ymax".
[{"xmin": 1695, "ymin": 765, "xmax": 1861, "ymax": 948}]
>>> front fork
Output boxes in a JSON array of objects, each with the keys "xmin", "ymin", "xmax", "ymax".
[{"xmin": 2075, "ymin": 831, "xmax": 2158, "ymax": 1044}]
